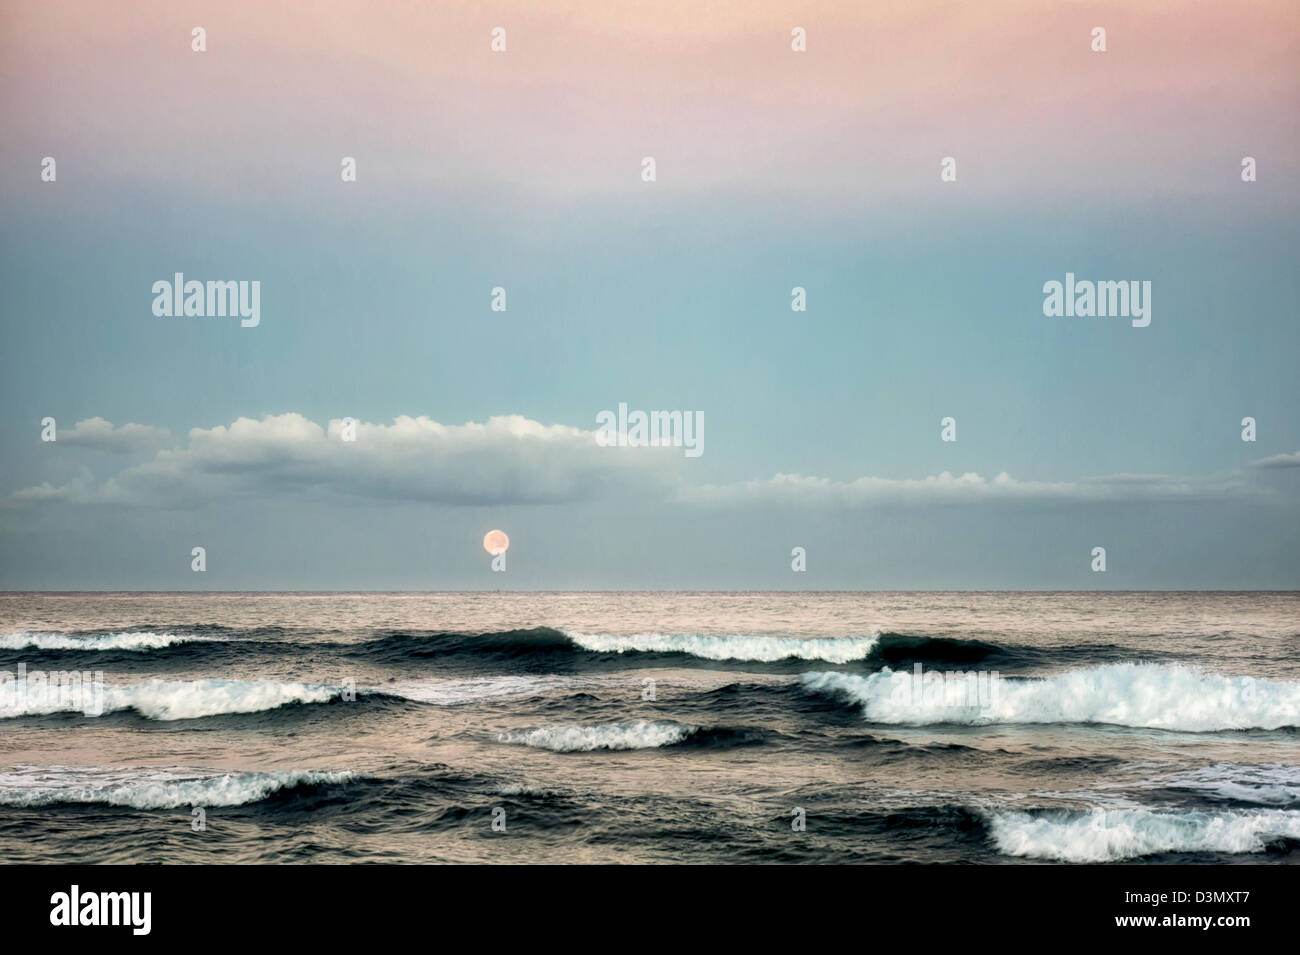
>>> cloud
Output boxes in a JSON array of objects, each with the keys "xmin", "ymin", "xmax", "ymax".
[
  {"xmin": 56, "ymin": 417, "xmax": 171, "ymax": 454},
  {"xmin": 682, "ymin": 469, "xmax": 1255, "ymax": 508},
  {"xmin": 4, "ymin": 412, "xmax": 1280, "ymax": 512},
  {"xmin": 1250, "ymin": 451, "xmax": 1300, "ymax": 469},
  {"xmin": 10, "ymin": 413, "xmax": 681, "ymax": 509},
  {"xmin": 6, "ymin": 477, "xmax": 99, "ymax": 506}
]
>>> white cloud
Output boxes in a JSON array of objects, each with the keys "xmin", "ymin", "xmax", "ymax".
[
  {"xmin": 5, "ymin": 412, "xmax": 1279, "ymax": 511},
  {"xmin": 1251, "ymin": 451, "xmax": 1300, "ymax": 469},
  {"xmin": 12, "ymin": 412, "xmax": 680, "ymax": 508},
  {"xmin": 56, "ymin": 417, "xmax": 171, "ymax": 454},
  {"xmin": 682, "ymin": 469, "xmax": 1254, "ymax": 507}
]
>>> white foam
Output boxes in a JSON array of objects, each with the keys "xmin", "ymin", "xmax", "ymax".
[
  {"xmin": 0, "ymin": 765, "xmax": 357, "ymax": 809},
  {"xmin": 0, "ymin": 631, "xmax": 218, "ymax": 651},
  {"xmin": 0, "ymin": 678, "xmax": 345, "ymax": 721},
  {"xmin": 388, "ymin": 675, "xmax": 586, "ymax": 705},
  {"xmin": 801, "ymin": 663, "xmax": 1300, "ymax": 731},
  {"xmin": 564, "ymin": 630, "xmax": 880, "ymax": 663},
  {"xmin": 497, "ymin": 720, "xmax": 696, "ymax": 751},
  {"xmin": 1158, "ymin": 763, "xmax": 1300, "ymax": 807},
  {"xmin": 987, "ymin": 807, "xmax": 1300, "ymax": 862}
]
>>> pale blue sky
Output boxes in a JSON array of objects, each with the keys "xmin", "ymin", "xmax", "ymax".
[{"xmin": 2, "ymin": 185, "xmax": 1296, "ymax": 590}]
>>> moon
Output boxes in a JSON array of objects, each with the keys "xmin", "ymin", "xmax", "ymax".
[{"xmin": 482, "ymin": 529, "xmax": 509, "ymax": 556}]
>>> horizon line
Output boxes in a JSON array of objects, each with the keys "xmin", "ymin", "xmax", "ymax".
[{"xmin": 2, "ymin": 589, "xmax": 1296, "ymax": 596}]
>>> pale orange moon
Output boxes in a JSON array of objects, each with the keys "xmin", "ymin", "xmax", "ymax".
[{"xmin": 483, "ymin": 529, "xmax": 509, "ymax": 556}]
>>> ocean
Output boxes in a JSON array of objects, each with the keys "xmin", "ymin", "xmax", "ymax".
[{"xmin": 1, "ymin": 591, "xmax": 1297, "ymax": 864}]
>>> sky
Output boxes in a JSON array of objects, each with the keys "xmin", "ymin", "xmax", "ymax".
[{"xmin": 0, "ymin": 0, "xmax": 1297, "ymax": 590}]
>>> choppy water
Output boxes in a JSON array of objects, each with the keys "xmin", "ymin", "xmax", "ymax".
[{"xmin": 1, "ymin": 591, "xmax": 1297, "ymax": 863}]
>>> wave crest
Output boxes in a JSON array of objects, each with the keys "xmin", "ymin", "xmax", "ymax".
[
  {"xmin": 497, "ymin": 720, "xmax": 698, "ymax": 751},
  {"xmin": 0, "ymin": 766, "xmax": 359, "ymax": 809},
  {"xmin": 0, "ymin": 631, "xmax": 218, "ymax": 652},
  {"xmin": 987, "ymin": 807, "xmax": 1300, "ymax": 861},
  {"xmin": 564, "ymin": 630, "xmax": 881, "ymax": 663},
  {"xmin": 800, "ymin": 663, "xmax": 1300, "ymax": 731},
  {"xmin": 0, "ymin": 678, "xmax": 351, "ymax": 721}
]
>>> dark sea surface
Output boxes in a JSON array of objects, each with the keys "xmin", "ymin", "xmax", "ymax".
[{"xmin": 1, "ymin": 591, "xmax": 1297, "ymax": 864}]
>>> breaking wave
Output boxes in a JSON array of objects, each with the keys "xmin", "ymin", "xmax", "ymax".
[
  {"xmin": 497, "ymin": 720, "xmax": 700, "ymax": 751},
  {"xmin": 563, "ymin": 630, "xmax": 882, "ymax": 663},
  {"xmin": 0, "ymin": 631, "xmax": 220, "ymax": 652},
  {"xmin": 0, "ymin": 678, "xmax": 359, "ymax": 721},
  {"xmin": 800, "ymin": 663, "xmax": 1300, "ymax": 731},
  {"xmin": 387, "ymin": 675, "xmax": 589, "ymax": 705},
  {"xmin": 986, "ymin": 807, "xmax": 1300, "ymax": 862},
  {"xmin": 0, "ymin": 766, "xmax": 360, "ymax": 809}
]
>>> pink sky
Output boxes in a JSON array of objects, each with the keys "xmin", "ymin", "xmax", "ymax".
[{"xmin": 3, "ymin": 0, "xmax": 1297, "ymax": 203}]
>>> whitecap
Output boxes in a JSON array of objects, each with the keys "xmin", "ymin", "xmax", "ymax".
[
  {"xmin": 801, "ymin": 663, "xmax": 1300, "ymax": 731},
  {"xmin": 564, "ymin": 630, "xmax": 880, "ymax": 663},
  {"xmin": 497, "ymin": 720, "xmax": 697, "ymax": 752},
  {"xmin": 987, "ymin": 807, "xmax": 1300, "ymax": 862}
]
